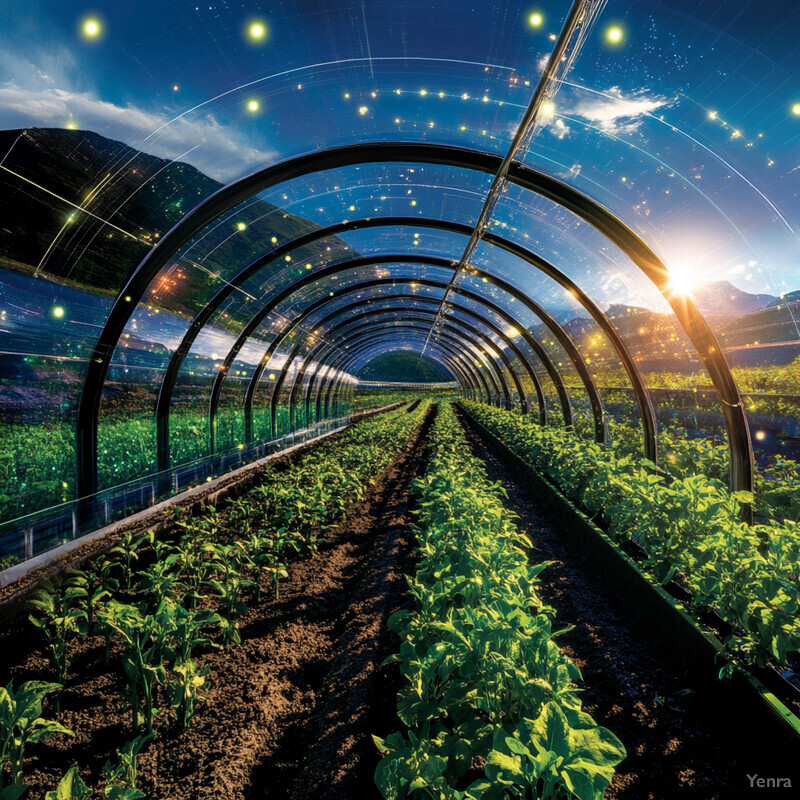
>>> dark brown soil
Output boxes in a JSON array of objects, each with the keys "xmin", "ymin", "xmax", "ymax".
[
  {"xmin": 0, "ymin": 405, "xmax": 430, "ymax": 800},
  {"xmin": 455, "ymin": 406, "xmax": 791, "ymax": 800}
]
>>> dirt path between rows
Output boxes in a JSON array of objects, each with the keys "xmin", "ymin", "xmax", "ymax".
[
  {"xmin": 455, "ymin": 406, "xmax": 787, "ymax": 800},
  {"xmin": 2, "ymin": 406, "xmax": 431, "ymax": 800}
]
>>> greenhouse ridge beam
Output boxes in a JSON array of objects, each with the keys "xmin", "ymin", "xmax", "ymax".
[
  {"xmin": 421, "ymin": 0, "xmax": 595, "ymax": 353},
  {"xmin": 77, "ymin": 141, "xmax": 752, "ymax": 501}
]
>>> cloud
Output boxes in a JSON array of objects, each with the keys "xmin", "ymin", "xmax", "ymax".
[
  {"xmin": 0, "ymin": 82, "xmax": 277, "ymax": 182},
  {"xmin": 569, "ymin": 87, "xmax": 672, "ymax": 135}
]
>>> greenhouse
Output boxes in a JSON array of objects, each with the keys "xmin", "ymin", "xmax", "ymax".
[{"xmin": 0, "ymin": 0, "xmax": 798, "ymax": 796}]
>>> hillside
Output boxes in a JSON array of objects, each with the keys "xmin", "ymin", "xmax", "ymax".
[{"xmin": 0, "ymin": 128, "xmax": 346, "ymax": 318}]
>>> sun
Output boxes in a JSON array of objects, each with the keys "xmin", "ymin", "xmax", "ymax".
[{"xmin": 666, "ymin": 265, "xmax": 699, "ymax": 296}]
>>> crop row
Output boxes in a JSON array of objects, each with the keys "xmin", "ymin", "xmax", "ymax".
[
  {"xmin": 374, "ymin": 403, "xmax": 625, "ymax": 800},
  {"xmin": 460, "ymin": 401, "xmax": 800, "ymax": 671},
  {"xmin": 2, "ymin": 402, "xmax": 430, "ymax": 798}
]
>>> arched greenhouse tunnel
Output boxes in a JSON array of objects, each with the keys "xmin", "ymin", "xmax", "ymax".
[{"xmin": 1, "ymin": 0, "xmax": 799, "ymax": 797}]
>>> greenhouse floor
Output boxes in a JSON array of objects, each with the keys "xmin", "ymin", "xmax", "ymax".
[{"xmin": 0, "ymin": 402, "xmax": 794, "ymax": 798}]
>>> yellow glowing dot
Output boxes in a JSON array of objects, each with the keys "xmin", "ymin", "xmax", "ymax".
[
  {"xmin": 66, "ymin": 120, "xmax": 78, "ymax": 130},
  {"xmin": 358, "ymin": 105, "xmax": 369, "ymax": 115},
  {"xmin": 395, "ymin": 117, "xmax": 401, "ymax": 123},
  {"xmin": 52, "ymin": 306, "xmax": 65, "ymax": 318},
  {"xmin": 438, "ymin": 91, "xmax": 445, "ymax": 98},
  {"xmin": 236, "ymin": 222, "xmax": 247, "ymax": 231},
  {"xmin": 410, "ymin": 200, "xmax": 417, "ymax": 206},
  {"xmin": 83, "ymin": 18, "xmax": 101, "ymax": 38},
  {"xmin": 124, "ymin": 296, "xmax": 132, "ymax": 302},
  {"xmin": 172, "ymin": 85, "xmax": 179, "ymax": 92},
  {"xmin": 420, "ymin": 89, "xmax": 428, "ymax": 96},
  {"xmin": 755, "ymin": 430, "xmax": 766, "ymax": 441},
  {"xmin": 482, "ymin": 277, "xmax": 489, "ymax": 283},
  {"xmin": 305, "ymin": 263, "xmax": 313, "ymax": 270},
  {"xmin": 528, "ymin": 12, "xmax": 543, "ymax": 28},
  {"xmin": 269, "ymin": 373, "xmax": 276, "ymax": 380},
  {"xmin": 792, "ymin": 103, "xmax": 800, "ymax": 116},
  {"xmin": 708, "ymin": 110, "xmax": 717, "ymax": 120},
  {"xmin": 606, "ymin": 26, "xmax": 623, "ymax": 44},
  {"xmin": 248, "ymin": 22, "xmax": 267, "ymax": 40},
  {"xmin": 460, "ymin": 125, "xmax": 467, "ymax": 131},
  {"xmin": 247, "ymin": 99, "xmax": 260, "ymax": 112},
  {"xmin": 349, "ymin": 205, "xmax": 356, "ymax": 211},
  {"xmin": 271, "ymin": 236, "xmax": 278, "ymax": 244},
  {"xmin": 284, "ymin": 255, "xmax": 291, "ymax": 262}
]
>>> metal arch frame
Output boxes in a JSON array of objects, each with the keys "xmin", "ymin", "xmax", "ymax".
[
  {"xmin": 309, "ymin": 296, "xmax": 545, "ymax": 416},
  {"xmin": 77, "ymin": 141, "xmax": 751, "ymax": 499},
  {"xmin": 214, "ymin": 257, "xmax": 583, "ymax": 456},
  {"xmin": 223, "ymin": 271, "xmax": 568, "ymax": 456},
  {"xmin": 274, "ymin": 307, "xmax": 527, "ymax": 434},
  {"xmin": 278, "ymin": 297, "xmax": 544, "ymax": 430},
  {"xmin": 237, "ymin": 273, "xmax": 562, "ymax": 435},
  {"xmin": 235, "ymin": 276, "xmax": 544, "ymax": 443},
  {"xmin": 324, "ymin": 331, "xmax": 492, "ymax": 417},
  {"xmin": 301, "ymin": 337, "xmax": 477, "ymax": 425},
  {"xmin": 155, "ymin": 215, "xmax": 649, "ymax": 466},
  {"xmin": 323, "ymin": 324, "xmax": 503, "ymax": 419},
  {"xmin": 315, "ymin": 330, "xmax": 486, "ymax": 419}
]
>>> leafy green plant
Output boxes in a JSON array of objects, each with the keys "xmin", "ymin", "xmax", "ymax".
[
  {"xmin": 28, "ymin": 578, "xmax": 88, "ymax": 704},
  {"xmin": 167, "ymin": 659, "xmax": 209, "ymax": 729},
  {"xmin": 101, "ymin": 734, "xmax": 151, "ymax": 799},
  {"xmin": 374, "ymin": 404, "xmax": 624, "ymax": 799},
  {"xmin": 45, "ymin": 764, "xmax": 92, "ymax": 800},
  {"xmin": 0, "ymin": 681, "xmax": 73, "ymax": 793}
]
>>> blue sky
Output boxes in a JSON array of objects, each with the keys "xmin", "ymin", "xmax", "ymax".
[{"xmin": 0, "ymin": 0, "xmax": 798, "ymax": 297}]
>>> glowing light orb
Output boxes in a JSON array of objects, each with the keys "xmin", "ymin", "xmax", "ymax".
[
  {"xmin": 606, "ymin": 26, "xmax": 623, "ymax": 44},
  {"xmin": 236, "ymin": 222, "xmax": 247, "ymax": 231},
  {"xmin": 82, "ymin": 18, "xmax": 101, "ymax": 38},
  {"xmin": 667, "ymin": 265, "xmax": 698, "ymax": 296},
  {"xmin": 792, "ymin": 103, "xmax": 800, "ymax": 116},
  {"xmin": 528, "ymin": 12, "xmax": 543, "ymax": 28},
  {"xmin": 269, "ymin": 373, "xmax": 276, "ymax": 380},
  {"xmin": 66, "ymin": 120, "xmax": 78, "ymax": 130},
  {"xmin": 506, "ymin": 326, "xmax": 521, "ymax": 337},
  {"xmin": 248, "ymin": 21, "xmax": 267, "ymax": 41},
  {"xmin": 755, "ymin": 430, "xmax": 766, "ymax": 441},
  {"xmin": 358, "ymin": 105, "xmax": 368, "ymax": 115},
  {"xmin": 172, "ymin": 85, "xmax": 179, "ymax": 92},
  {"xmin": 247, "ymin": 99, "xmax": 260, "ymax": 112},
  {"xmin": 52, "ymin": 306, "xmax": 65, "ymax": 318}
]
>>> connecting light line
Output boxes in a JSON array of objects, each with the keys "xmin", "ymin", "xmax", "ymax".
[
  {"xmin": 0, "ymin": 165, "xmax": 153, "ymax": 247},
  {"xmin": 419, "ymin": 0, "xmax": 607, "ymax": 358}
]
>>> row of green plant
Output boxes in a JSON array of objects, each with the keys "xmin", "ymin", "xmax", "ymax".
[
  {"xmin": 601, "ymin": 418, "xmax": 800, "ymax": 523},
  {"xmin": 4, "ymin": 403, "xmax": 429, "ymax": 797},
  {"xmin": 461, "ymin": 401, "xmax": 800, "ymax": 671},
  {"xmin": 374, "ymin": 403, "xmax": 625, "ymax": 799},
  {"xmin": 0, "ymin": 396, "xmax": 361, "ymax": 526}
]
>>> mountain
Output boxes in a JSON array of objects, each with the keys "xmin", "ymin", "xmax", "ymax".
[
  {"xmin": 0, "ymin": 128, "xmax": 348, "ymax": 317},
  {"xmin": 691, "ymin": 280, "xmax": 776, "ymax": 318}
]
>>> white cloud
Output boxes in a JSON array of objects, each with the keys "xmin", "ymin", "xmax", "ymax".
[
  {"xmin": 569, "ymin": 87, "xmax": 672, "ymax": 136},
  {"xmin": 0, "ymin": 82, "xmax": 276, "ymax": 182}
]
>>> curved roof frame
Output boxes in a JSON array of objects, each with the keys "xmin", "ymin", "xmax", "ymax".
[
  {"xmin": 278, "ymin": 294, "xmax": 545, "ymax": 426},
  {"xmin": 232, "ymin": 275, "xmax": 565, "ymax": 453},
  {"xmin": 206, "ymin": 257, "xmax": 587, "ymax": 451},
  {"xmin": 271, "ymin": 307, "xmax": 527, "ymax": 436},
  {"xmin": 300, "ymin": 339, "xmax": 477, "ymax": 427},
  {"xmin": 155, "ymin": 215, "xmax": 646, "ymax": 462},
  {"xmin": 317, "ymin": 330, "xmax": 483, "ymax": 418},
  {"xmin": 76, "ymin": 141, "xmax": 752, "ymax": 500}
]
